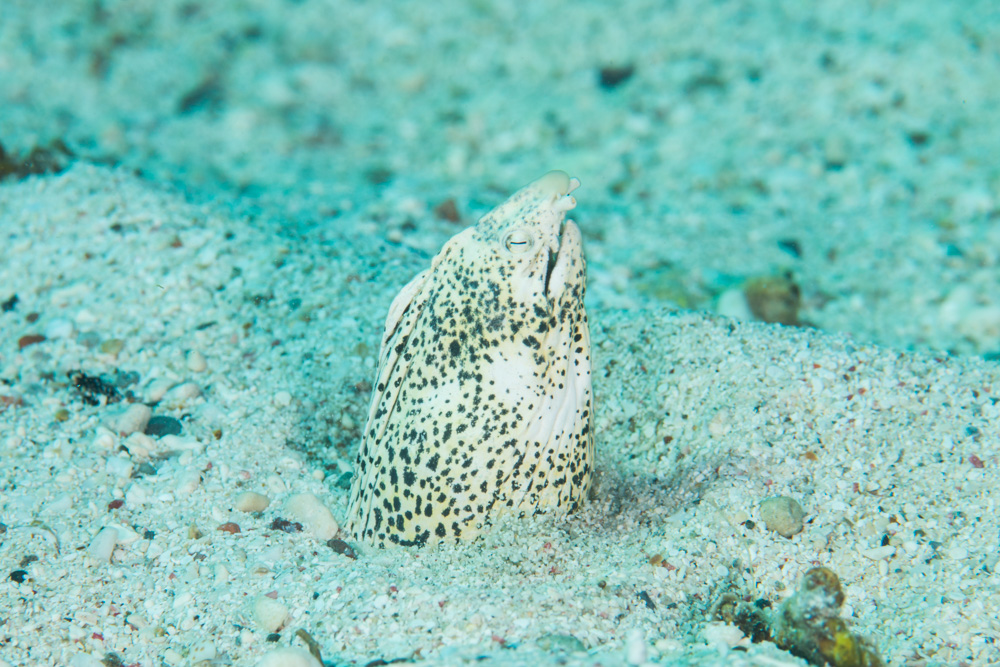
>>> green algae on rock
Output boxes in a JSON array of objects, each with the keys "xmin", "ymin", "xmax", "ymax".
[
  {"xmin": 744, "ymin": 273, "xmax": 802, "ymax": 326},
  {"xmin": 714, "ymin": 566, "xmax": 884, "ymax": 667},
  {"xmin": 774, "ymin": 567, "xmax": 884, "ymax": 667}
]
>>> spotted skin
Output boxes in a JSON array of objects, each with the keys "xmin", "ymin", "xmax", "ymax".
[{"xmin": 346, "ymin": 171, "xmax": 594, "ymax": 547}]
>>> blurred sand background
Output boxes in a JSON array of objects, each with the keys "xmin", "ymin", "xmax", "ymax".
[{"xmin": 1, "ymin": 1, "xmax": 999, "ymax": 665}]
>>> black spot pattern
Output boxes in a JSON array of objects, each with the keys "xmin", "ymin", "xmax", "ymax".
[{"xmin": 346, "ymin": 172, "xmax": 594, "ymax": 547}]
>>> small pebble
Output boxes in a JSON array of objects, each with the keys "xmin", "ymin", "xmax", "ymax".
[
  {"xmin": 946, "ymin": 589, "xmax": 968, "ymax": 603},
  {"xmin": 255, "ymin": 648, "xmax": 321, "ymax": 667},
  {"xmin": 145, "ymin": 378, "xmax": 175, "ymax": 403},
  {"xmin": 946, "ymin": 546, "xmax": 968, "ymax": 560},
  {"xmin": 91, "ymin": 427, "xmax": 118, "ymax": 451},
  {"xmin": 76, "ymin": 331, "xmax": 101, "ymax": 348},
  {"xmin": 175, "ymin": 469, "xmax": 203, "ymax": 497},
  {"xmin": 135, "ymin": 461, "xmax": 157, "ymax": 476},
  {"xmin": 161, "ymin": 649, "xmax": 183, "ymax": 664},
  {"xmin": 87, "ymin": 526, "xmax": 119, "ymax": 563},
  {"xmin": 46, "ymin": 495, "xmax": 73, "ymax": 514},
  {"xmin": 252, "ymin": 595, "xmax": 289, "ymax": 633},
  {"xmin": 188, "ymin": 641, "xmax": 218, "ymax": 663},
  {"xmin": 163, "ymin": 381, "xmax": 202, "ymax": 407},
  {"xmin": 186, "ymin": 350, "xmax": 207, "ymax": 372},
  {"xmin": 113, "ymin": 524, "xmax": 141, "ymax": 545},
  {"xmin": 145, "ymin": 415, "xmax": 182, "ymax": 437},
  {"xmin": 195, "ymin": 246, "xmax": 218, "ymax": 267},
  {"xmin": 125, "ymin": 484, "xmax": 150, "ymax": 506},
  {"xmin": 158, "ymin": 434, "xmax": 201, "ymax": 454},
  {"xmin": 106, "ymin": 456, "xmax": 134, "ymax": 478},
  {"xmin": 68, "ymin": 654, "xmax": 104, "ymax": 667},
  {"xmin": 823, "ymin": 134, "xmax": 850, "ymax": 169},
  {"xmin": 862, "ymin": 545, "xmax": 896, "ymax": 560},
  {"xmin": 625, "ymin": 628, "xmax": 647, "ymax": 665},
  {"xmin": 327, "ymin": 538, "xmax": 357, "ymax": 559},
  {"xmin": 217, "ymin": 522, "xmax": 241, "ymax": 534},
  {"xmin": 744, "ymin": 274, "xmax": 801, "ymax": 326},
  {"xmin": 98, "ymin": 338, "xmax": 125, "ymax": 357},
  {"xmin": 274, "ymin": 390, "xmax": 292, "ymax": 407},
  {"xmin": 598, "ymin": 63, "xmax": 636, "ymax": 89},
  {"xmin": 123, "ymin": 431, "xmax": 156, "ymax": 459},
  {"xmin": 285, "ymin": 492, "xmax": 340, "ymax": 540},
  {"xmin": 18, "ymin": 334, "xmax": 45, "ymax": 350},
  {"xmin": 272, "ymin": 518, "xmax": 304, "ymax": 533},
  {"xmin": 535, "ymin": 634, "xmax": 586, "ymax": 654},
  {"xmin": 759, "ymin": 496, "xmax": 806, "ymax": 538},
  {"xmin": 112, "ymin": 403, "xmax": 152, "ymax": 436},
  {"xmin": 702, "ymin": 622, "xmax": 746, "ymax": 648},
  {"xmin": 0, "ymin": 395, "xmax": 24, "ymax": 410},
  {"xmin": 44, "ymin": 318, "xmax": 74, "ymax": 339},
  {"xmin": 266, "ymin": 475, "xmax": 288, "ymax": 495},
  {"xmin": 235, "ymin": 491, "xmax": 271, "ymax": 513},
  {"xmin": 716, "ymin": 287, "xmax": 753, "ymax": 320},
  {"xmin": 433, "ymin": 198, "xmax": 461, "ymax": 222}
]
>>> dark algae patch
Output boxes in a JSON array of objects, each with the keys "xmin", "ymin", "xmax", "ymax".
[{"xmin": 0, "ymin": 140, "xmax": 73, "ymax": 181}]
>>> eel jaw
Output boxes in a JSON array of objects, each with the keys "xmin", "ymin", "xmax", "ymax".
[
  {"xmin": 545, "ymin": 219, "xmax": 583, "ymax": 301},
  {"xmin": 539, "ymin": 174, "xmax": 581, "ymax": 301}
]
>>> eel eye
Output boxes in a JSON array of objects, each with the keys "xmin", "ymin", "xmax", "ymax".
[{"xmin": 503, "ymin": 229, "xmax": 535, "ymax": 254}]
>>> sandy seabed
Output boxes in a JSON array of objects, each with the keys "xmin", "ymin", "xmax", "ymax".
[
  {"xmin": 1, "ymin": 165, "xmax": 998, "ymax": 666},
  {"xmin": 2, "ymin": 0, "xmax": 1000, "ymax": 665}
]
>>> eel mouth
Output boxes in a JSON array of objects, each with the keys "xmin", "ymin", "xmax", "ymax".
[
  {"xmin": 541, "ymin": 176, "xmax": 581, "ymax": 299},
  {"xmin": 544, "ymin": 220, "xmax": 582, "ymax": 300},
  {"xmin": 544, "ymin": 247, "xmax": 558, "ymax": 297}
]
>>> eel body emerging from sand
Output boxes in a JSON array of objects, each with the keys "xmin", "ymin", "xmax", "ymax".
[{"xmin": 347, "ymin": 171, "xmax": 593, "ymax": 547}]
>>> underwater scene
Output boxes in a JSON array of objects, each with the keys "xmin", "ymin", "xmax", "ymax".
[{"xmin": 1, "ymin": 1, "xmax": 999, "ymax": 665}]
